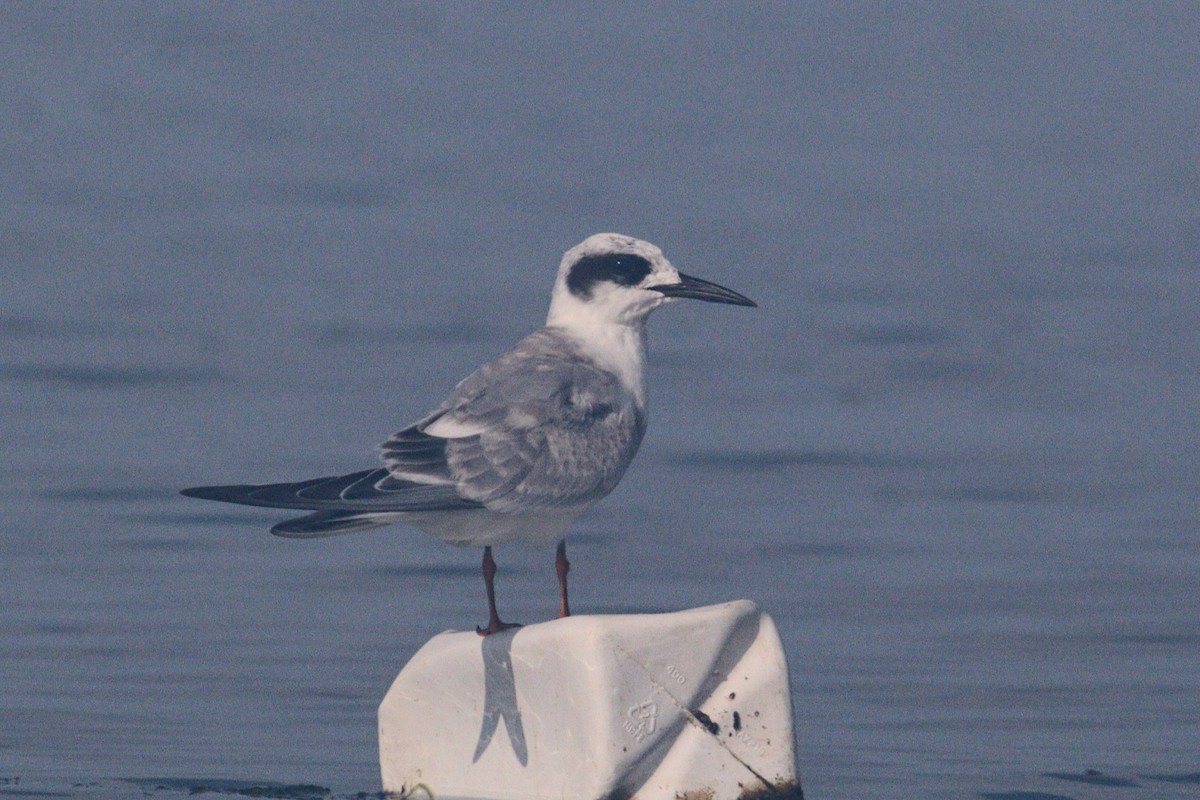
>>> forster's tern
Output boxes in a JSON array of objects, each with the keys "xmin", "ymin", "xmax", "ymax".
[{"xmin": 182, "ymin": 233, "xmax": 755, "ymax": 634}]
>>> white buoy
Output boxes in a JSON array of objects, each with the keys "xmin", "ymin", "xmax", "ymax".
[{"xmin": 379, "ymin": 600, "xmax": 801, "ymax": 799}]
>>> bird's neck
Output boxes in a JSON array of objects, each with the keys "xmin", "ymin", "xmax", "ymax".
[{"xmin": 546, "ymin": 310, "xmax": 649, "ymax": 408}]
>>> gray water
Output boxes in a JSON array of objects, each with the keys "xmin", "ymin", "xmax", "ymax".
[{"xmin": 2, "ymin": 4, "xmax": 1198, "ymax": 799}]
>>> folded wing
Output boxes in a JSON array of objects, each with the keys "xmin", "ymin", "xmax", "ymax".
[{"xmin": 380, "ymin": 328, "xmax": 646, "ymax": 513}]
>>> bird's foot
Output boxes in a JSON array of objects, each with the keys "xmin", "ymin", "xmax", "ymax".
[{"xmin": 476, "ymin": 619, "xmax": 522, "ymax": 637}]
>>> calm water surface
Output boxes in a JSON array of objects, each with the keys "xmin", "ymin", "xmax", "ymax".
[{"xmin": 2, "ymin": 5, "xmax": 1198, "ymax": 799}]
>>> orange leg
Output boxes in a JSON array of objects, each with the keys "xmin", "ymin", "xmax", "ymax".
[
  {"xmin": 476, "ymin": 546, "xmax": 521, "ymax": 637},
  {"xmin": 555, "ymin": 539, "xmax": 571, "ymax": 619}
]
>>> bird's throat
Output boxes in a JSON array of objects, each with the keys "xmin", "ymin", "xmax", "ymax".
[{"xmin": 552, "ymin": 318, "xmax": 649, "ymax": 409}]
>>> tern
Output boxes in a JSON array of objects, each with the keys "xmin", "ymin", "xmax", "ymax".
[{"xmin": 182, "ymin": 233, "xmax": 755, "ymax": 635}]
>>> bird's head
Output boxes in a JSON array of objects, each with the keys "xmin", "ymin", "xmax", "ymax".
[{"xmin": 546, "ymin": 233, "xmax": 755, "ymax": 330}]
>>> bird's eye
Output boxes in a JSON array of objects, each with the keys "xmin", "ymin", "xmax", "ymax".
[{"xmin": 566, "ymin": 253, "xmax": 653, "ymax": 299}]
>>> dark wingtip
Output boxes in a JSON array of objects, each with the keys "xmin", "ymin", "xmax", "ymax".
[{"xmin": 271, "ymin": 511, "xmax": 386, "ymax": 538}]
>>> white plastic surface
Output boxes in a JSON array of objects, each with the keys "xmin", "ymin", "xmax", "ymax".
[{"xmin": 378, "ymin": 600, "xmax": 800, "ymax": 800}]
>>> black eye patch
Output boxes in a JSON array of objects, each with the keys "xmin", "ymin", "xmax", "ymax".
[{"xmin": 566, "ymin": 253, "xmax": 654, "ymax": 299}]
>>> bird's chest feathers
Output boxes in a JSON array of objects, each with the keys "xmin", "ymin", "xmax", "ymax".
[{"xmin": 559, "ymin": 321, "xmax": 648, "ymax": 410}]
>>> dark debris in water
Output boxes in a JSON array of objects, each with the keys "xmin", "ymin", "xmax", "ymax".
[
  {"xmin": 1043, "ymin": 769, "xmax": 1140, "ymax": 787},
  {"xmin": 125, "ymin": 779, "xmax": 331, "ymax": 799}
]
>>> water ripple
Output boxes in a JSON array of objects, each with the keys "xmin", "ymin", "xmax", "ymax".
[
  {"xmin": 123, "ymin": 779, "xmax": 331, "ymax": 799},
  {"xmin": 672, "ymin": 449, "xmax": 923, "ymax": 470},
  {"xmin": 0, "ymin": 364, "xmax": 224, "ymax": 389}
]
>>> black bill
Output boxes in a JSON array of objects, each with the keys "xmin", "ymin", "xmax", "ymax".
[{"xmin": 649, "ymin": 271, "xmax": 757, "ymax": 307}]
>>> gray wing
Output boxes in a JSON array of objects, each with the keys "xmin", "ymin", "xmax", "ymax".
[{"xmin": 380, "ymin": 328, "xmax": 646, "ymax": 513}]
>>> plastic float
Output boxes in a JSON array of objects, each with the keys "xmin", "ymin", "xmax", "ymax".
[{"xmin": 379, "ymin": 600, "xmax": 801, "ymax": 799}]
